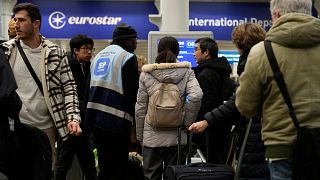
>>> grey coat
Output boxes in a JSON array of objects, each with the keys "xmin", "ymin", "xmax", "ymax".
[{"xmin": 135, "ymin": 62, "xmax": 203, "ymax": 147}]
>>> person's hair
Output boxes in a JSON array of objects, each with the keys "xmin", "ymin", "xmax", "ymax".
[
  {"xmin": 232, "ymin": 23, "xmax": 266, "ymax": 54},
  {"xmin": 137, "ymin": 55, "xmax": 147, "ymax": 66},
  {"xmin": 69, "ymin": 34, "xmax": 94, "ymax": 55},
  {"xmin": 13, "ymin": 3, "xmax": 42, "ymax": 29},
  {"xmin": 8, "ymin": 18, "xmax": 16, "ymax": 39},
  {"xmin": 155, "ymin": 50, "xmax": 177, "ymax": 64},
  {"xmin": 157, "ymin": 36, "xmax": 180, "ymax": 57},
  {"xmin": 270, "ymin": 0, "xmax": 312, "ymax": 16},
  {"xmin": 195, "ymin": 37, "xmax": 218, "ymax": 58}
]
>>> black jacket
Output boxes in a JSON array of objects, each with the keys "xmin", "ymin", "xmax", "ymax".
[
  {"xmin": 192, "ymin": 57, "xmax": 233, "ymax": 163},
  {"xmin": 0, "ymin": 49, "xmax": 21, "ymax": 133},
  {"xmin": 67, "ymin": 53, "xmax": 90, "ymax": 126},
  {"xmin": 0, "ymin": 48, "xmax": 22, "ymax": 179},
  {"xmin": 202, "ymin": 52, "xmax": 249, "ymax": 127},
  {"xmin": 193, "ymin": 57, "xmax": 232, "ymax": 121},
  {"xmin": 203, "ymin": 94, "xmax": 239, "ymax": 127},
  {"xmin": 202, "ymin": 53, "xmax": 269, "ymax": 178}
]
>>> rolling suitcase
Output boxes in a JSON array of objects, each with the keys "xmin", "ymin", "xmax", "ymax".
[{"xmin": 164, "ymin": 127, "xmax": 234, "ymax": 180}]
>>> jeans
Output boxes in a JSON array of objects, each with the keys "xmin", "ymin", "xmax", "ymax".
[{"xmin": 268, "ymin": 159, "xmax": 292, "ymax": 180}]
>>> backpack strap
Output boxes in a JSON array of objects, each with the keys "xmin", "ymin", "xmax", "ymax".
[
  {"xmin": 264, "ymin": 40, "xmax": 300, "ymax": 129},
  {"xmin": 16, "ymin": 40, "xmax": 44, "ymax": 96}
]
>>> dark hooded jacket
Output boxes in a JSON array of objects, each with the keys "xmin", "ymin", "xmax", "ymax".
[
  {"xmin": 193, "ymin": 57, "xmax": 232, "ymax": 121},
  {"xmin": 192, "ymin": 57, "xmax": 233, "ymax": 163},
  {"xmin": 0, "ymin": 48, "xmax": 22, "ymax": 179},
  {"xmin": 203, "ymin": 51, "xmax": 249, "ymax": 127},
  {"xmin": 0, "ymin": 49, "xmax": 21, "ymax": 134}
]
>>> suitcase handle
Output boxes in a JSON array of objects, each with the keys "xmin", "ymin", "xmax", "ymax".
[{"xmin": 186, "ymin": 162, "xmax": 216, "ymax": 167}]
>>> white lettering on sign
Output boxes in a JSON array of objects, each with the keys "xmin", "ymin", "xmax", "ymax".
[
  {"xmin": 68, "ymin": 16, "xmax": 122, "ymax": 25},
  {"xmin": 48, "ymin": 11, "xmax": 122, "ymax": 29},
  {"xmin": 189, "ymin": 17, "xmax": 272, "ymax": 29}
]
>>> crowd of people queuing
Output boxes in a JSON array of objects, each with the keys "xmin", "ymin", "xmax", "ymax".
[{"xmin": 0, "ymin": 0, "xmax": 320, "ymax": 180}]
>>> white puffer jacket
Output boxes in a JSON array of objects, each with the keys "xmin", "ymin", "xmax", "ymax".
[{"xmin": 135, "ymin": 62, "xmax": 203, "ymax": 147}]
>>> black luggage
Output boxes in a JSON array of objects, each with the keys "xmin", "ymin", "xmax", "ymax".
[
  {"xmin": 165, "ymin": 163, "xmax": 234, "ymax": 180},
  {"xmin": 164, "ymin": 127, "xmax": 234, "ymax": 180}
]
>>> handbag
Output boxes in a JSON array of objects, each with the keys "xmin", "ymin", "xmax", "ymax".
[{"xmin": 264, "ymin": 40, "xmax": 320, "ymax": 180}]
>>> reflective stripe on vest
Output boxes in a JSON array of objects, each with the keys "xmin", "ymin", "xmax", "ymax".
[{"xmin": 87, "ymin": 102, "xmax": 133, "ymax": 123}]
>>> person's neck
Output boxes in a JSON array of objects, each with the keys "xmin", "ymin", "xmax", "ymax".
[{"xmin": 21, "ymin": 34, "xmax": 41, "ymax": 49}]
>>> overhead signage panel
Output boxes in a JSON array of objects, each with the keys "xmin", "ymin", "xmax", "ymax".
[
  {"xmin": 17, "ymin": 0, "xmax": 273, "ymax": 40},
  {"xmin": 189, "ymin": 2, "xmax": 272, "ymax": 40},
  {"xmin": 18, "ymin": 0, "xmax": 158, "ymax": 39}
]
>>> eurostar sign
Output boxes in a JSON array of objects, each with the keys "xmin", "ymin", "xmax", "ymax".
[
  {"xmin": 28, "ymin": 0, "xmax": 158, "ymax": 39},
  {"xmin": 48, "ymin": 11, "xmax": 122, "ymax": 29}
]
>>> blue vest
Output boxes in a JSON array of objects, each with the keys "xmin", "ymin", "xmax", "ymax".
[{"xmin": 86, "ymin": 45, "xmax": 134, "ymax": 132}]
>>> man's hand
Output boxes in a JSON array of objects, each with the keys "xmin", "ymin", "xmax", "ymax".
[
  {"xmin": 188, "ymin": 120, "xmax": 209, "ymax": 133},
  {"xmin": 67, "ymin": 121, "xmax": 82, "ymax": 136}
]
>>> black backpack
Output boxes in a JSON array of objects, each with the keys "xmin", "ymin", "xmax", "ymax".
[
  {"xmin": 17, "ymin": 123, "xmax": 52, "ymax": 180},
  {"xmin": 0, "ymin": 117, "xmax": 52, "ymax": 180}
]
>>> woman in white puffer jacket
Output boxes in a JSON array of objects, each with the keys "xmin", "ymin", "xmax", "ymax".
[{"xmin": 135, "ymin": 36, "xmax": 203, "ymax": 180}]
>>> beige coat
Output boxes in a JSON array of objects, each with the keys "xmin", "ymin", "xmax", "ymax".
[{"xmin": 236, "ymin": 13, "xmax": 320, "ymax": 158}]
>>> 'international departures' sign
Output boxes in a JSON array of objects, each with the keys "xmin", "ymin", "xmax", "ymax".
[{"xmin": 17, "ymin": 0, "xmax": 272, "ymax": 40}]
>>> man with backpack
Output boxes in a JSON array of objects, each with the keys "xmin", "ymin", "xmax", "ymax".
[{"xmin": 191, "ymin": 37, "xmax": 234, "ymax": 164}]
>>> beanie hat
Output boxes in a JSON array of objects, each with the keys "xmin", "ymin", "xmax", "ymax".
[{"xmin": 112, "ymin": 23, "xmax": 137, "ymax": 41}]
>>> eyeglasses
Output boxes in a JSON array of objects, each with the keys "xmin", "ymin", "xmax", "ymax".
[{"xmin": 80, "ymin": 47, "xmax": 95, "ymax": 52}]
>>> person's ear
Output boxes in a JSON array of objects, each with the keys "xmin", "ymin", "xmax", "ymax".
[
  {"xmin": 275, "ymin": 10, "xmax": 281, "ymax": 18},
  {"xmin": 34, "ymin": 20, "xmax": 41, "ymax": 29},
  {"xmin": 73, "ymin": 48, "xmax": 79, "ymax": 55},
  {"xmin": 272, "ymin": 9, "xmax": 281, "ymax": 23},
  {"xmin": 204, "ymin": 49, "xmax": 210, "ymax": 58}
]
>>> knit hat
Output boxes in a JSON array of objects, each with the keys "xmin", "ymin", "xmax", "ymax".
[{"xmin": 112, "ymin": 23, "xmax": 137, "ymax": 41}]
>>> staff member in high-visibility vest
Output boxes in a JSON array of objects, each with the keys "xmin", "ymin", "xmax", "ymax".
[{"xmin": 86, "ymin": 23, "xmax": 139, "ymax": 180}]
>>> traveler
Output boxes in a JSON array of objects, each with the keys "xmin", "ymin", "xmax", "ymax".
[
  {"xmin": 191, "ymin": 37, "xmax": 233, "ymax": 163},
  {"xmin": 135, "ymin": 36, "xmax": 203, "ymax": 180},
  {"xmin": 86, "ymin": 23, "xmax": 139, "ymax": 180},
  {"xmin": 1, "ymin": 2, "xmax": 82, "ymax": 170},
  {"xmin": 54, "ymin": 34, "xmax": 97, "ymax": 180},
  {"xmin": 236, "ymin": 0, "xmax": 320, "ymax": 179}
]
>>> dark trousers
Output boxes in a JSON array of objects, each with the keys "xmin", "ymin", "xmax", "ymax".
[
  {"xmin": 143, "ymin": 146, "xmax": 187, "ymax": 180},
  {"xmin": 92, "ymin": 127, "xmax": 131, "ymax": 180},
  {"xmin": 54, "ymin": 131, "xmax": 97, "ymax": 180},
  {"xmin": 193, "ymin": 123, "xmax": 231, "ymax": 164}
]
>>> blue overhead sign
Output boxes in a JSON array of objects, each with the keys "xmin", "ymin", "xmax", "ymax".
[
  {"xmin": 189, "ymin": 2, "xmax": 271, "ymax": 40},
  {"xmin": 17, "ymin": 0, "xmax": 272, "ymax": 40},
  {"xmin": 17, "ymin": 0, "xmax": 158, "ymax": 39}
]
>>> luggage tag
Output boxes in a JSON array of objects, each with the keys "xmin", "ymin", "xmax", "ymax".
[{"xmin": 8, "ymin": 117, "xmax": 15, "ymax": 131}]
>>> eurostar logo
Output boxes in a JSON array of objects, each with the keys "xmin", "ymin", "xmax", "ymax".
[{"xmin": 49, "ymin": 11, "xmax": 66, "ymax": 29}]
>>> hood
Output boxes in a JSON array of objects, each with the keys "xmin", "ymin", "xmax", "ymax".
[
  {"xmin": 193, "ymin": 57, "xmax": 232, "ymax": 76},
  {"xmin": 142, "ymin": 62, "xmax": 191, "ymax": 84},
  {"xmin": 266, "ymin": 13, "xmax": 320, "ymax": 48}
]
